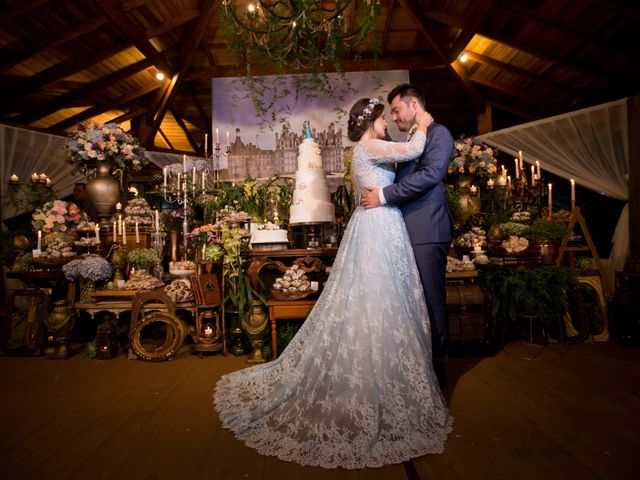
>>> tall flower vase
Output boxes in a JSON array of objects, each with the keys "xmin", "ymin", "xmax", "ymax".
[
  {"xmin": 78, "ymin": 277, "xmax": 96, "ymax": 303},
  {"xmin": 86, "ymin": 160, "xmax": 122, "ymax": 230}
]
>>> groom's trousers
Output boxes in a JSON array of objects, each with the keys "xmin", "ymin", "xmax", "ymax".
[{"xmin": 412, "ymin": 242, "xmax": 449, "ymax": 384}]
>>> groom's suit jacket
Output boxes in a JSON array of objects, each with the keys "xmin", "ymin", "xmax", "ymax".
[{"xmin": 382, "ymin": 123, "xmax": 454, "ymax": 245}]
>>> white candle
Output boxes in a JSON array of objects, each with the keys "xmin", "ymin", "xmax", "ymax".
[
  {"xmin": 473, "ymin": 245, "xmax": 482, "ymax": 253},
  {"xmin": 518, "ymin": 150, "xmax": 523, "ymax": 169},
  {"xmin": 201, "ymin": 171, "xmax": 206, "ymax": 191},
  {"xmin": 118, "ymin": 214, "xmax": 122, "ymax": 235},
  {"xmin": 183, "ymin": 219, "xmax": 188, "ymax": 248},
  {"xmin": 487, "ymin": 178, "xmax": 494, "ymax": 187},
  {"xmin": 498, "ymin": 176, "xmax": 506, "ymax": 186},
  {"xmin": 115, "ymin": 202, "xmax": 122, "ymax": 211},
  {"xmin": 95, "ymin": 225, "xmax": 100, "ymax": 243},
  {"xmin": 31, "ymin": 172, "xmax": 39, "ymax": 182},
  {"xmin": 501, "ymin": 165, "xmax": 506, "ymax": 177},
  {"xmin": 536, "ymin": 160, "xmax": 541, "ymax": 179},
  {"xmin": 37, "ymin": 230, "xmax": 42, "ymax": 251},
  {"xmin": 183, "ymin": 154, "xmax": 187, "ymax": 173},
  {"xmin": 192, "ymin": 166, "xmax": 196, "ymax": 187},
  {"xmin": 113, "ymin": 221, "xmax": 117, "ymax": 242},
  {"xmin": 155, "ymin": 210, "xmax": 160, "ymax": 233},
  {"xmin": 531, "ymin": 165, "xmax": 536, "ymax": 186},
  {"xmin": 507, "ymin": 175, "xmax": 512, "ymax": 188},
  {"xmin": 9, "ymin": 174, "xmax": 18, "ymax": 183},
  {"xmin": 226, "ymin": 131, "xmax": 230, "ymax": 146},
  {"xmin": 204, "ymin": 133, "xmax": 208, "ymax": 156},
  {"xmin": 163, "ymin": 167, "xmax": 167, "ymax": 187},
  {"xmin": 470, "ymin": 185, "xmax": 477, "ymax": 194},
  {"xmin": 122, "ymin": 220, "xmax": 127, "ymax": 245},
  {"xmin": 570, "ymin": 179, "xmax": 575, "ymax": 208},
  {"xmin": 177, "ymin": 172, "xmax": 181, "ymax": 192},
  {"xmin": 216, "ymin": 127, "xmax": 220, "ymax": 144},
  {"xmin": 135, "ymin": 221, "xmax": 140, "ymax": 244},
  {"xmin": 514, "ymin": 158, "xmax": 519, "ymax": 179},
  {"xmin": 548, "ymin": 183, "xmax": 553, "ymax": 218}
]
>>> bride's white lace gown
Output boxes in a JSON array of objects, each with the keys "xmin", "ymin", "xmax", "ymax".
[{"xmin": 214, "ymin": 131, "xmax": 453, "ymax": 469}]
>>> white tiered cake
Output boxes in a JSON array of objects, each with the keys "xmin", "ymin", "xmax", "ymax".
[{"xmin": 289, "ymin": 125, "xmax": 335, "ymax": 225}]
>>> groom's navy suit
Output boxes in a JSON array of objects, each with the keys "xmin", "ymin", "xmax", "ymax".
[{"xmin": 382, "ymin": 123, "xmax": 454, "ymax": 385}]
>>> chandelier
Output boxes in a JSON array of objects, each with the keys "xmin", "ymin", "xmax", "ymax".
[{"xmin": 221, "ymin": 0, "xmax": 382, "ymax": 71}]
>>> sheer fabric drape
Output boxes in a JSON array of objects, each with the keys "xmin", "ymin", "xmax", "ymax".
[{"xmin": 477, "ymin": 99, "xmax": 630, "ymax": 297}]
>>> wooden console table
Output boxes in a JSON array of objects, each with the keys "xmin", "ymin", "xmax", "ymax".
[{"xmin": 266, "ymin": 299, "xmax": 316, "ymax": 358}]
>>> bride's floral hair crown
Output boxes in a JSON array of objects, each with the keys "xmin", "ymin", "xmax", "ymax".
[{"xmin": 349, "ymin": 98, "xmax": 381, "ymax": 127}]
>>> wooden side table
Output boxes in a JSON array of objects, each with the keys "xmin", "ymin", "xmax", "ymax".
[{"xmin": 266, "ymin": 299, "xmax": 316, "ymax": 358}]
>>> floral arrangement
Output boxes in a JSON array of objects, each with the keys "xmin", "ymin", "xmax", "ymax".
[
  {"xmin": 124, "ymin": 198, "xmax": 152, "ymax": 225},
  {"xmin": 126, "ymin": 248, "xmax": 160, "ymax": 269},
  {"xmin": 161, "ymin": 209, "xmax": 185, "ymax": 231},
  {"xmin": 449, "ymin": 137, "xmax": 498, "ymax": 178},
  {"xmin": 66, "ymin": 122, "xmax": 147, "ymax": 176},
  {"xmin": 32, "ymin": 200, "xmax": 84, "ymax": 233},
  {"xmin": 187, "ymin": 224, "xmax": 221, "ymax": 245},
  {"xmin": 499, "ymin": 222, "xmax": 530, "ymax": 237},
  {"xmin": 63, "ymin": 255, "xmax": 112, "ymax": 281}
]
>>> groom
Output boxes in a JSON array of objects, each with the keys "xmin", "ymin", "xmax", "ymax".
[{"xmin": 361, "ymin": 83, "xmax": 454, "ymax": 388}]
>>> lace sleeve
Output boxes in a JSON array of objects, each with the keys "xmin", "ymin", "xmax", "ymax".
[{"xmin": 359, "ymin": 131, "xmax": 426, "ymax": 164}]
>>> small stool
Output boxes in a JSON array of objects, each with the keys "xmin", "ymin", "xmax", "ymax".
[{"xmin": 266, "ymin": 299, "xmax": 316, "ymax": 358}]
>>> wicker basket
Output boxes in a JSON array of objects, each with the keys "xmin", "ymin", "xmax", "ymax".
[{"xmin": 270, "ymin": 289, "xmax": 311, "ymax": 301}]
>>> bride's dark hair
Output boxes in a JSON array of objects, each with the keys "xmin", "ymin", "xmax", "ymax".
[{"xmin": 347, "ymin": 98, "xmax": 384, "ymax": 142}]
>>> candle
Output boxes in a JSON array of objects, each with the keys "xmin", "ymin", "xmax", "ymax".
[
  {"xmin": 501, "ymin": 165, "xmax": 506, "ymax": 177},
  {"xmin": 135, "ymin": 221, "xmax": 140, "ymax": 244},
  {"xmin": 518, "ymin": 150, "xmax": 523, "ymax": 169},
  {"xmin": 548, "ymin": 183, "xmax": 553, "ymax": 218},
  {"xmin": 9, "ymin": 174, "xmax": 18, "ymax": 183},
  {"xmin": 216, "ymin": 127, "xmax": 220, "ymax": 144},
  {"xmin": 498, "ymin": 176, "xmax": 507, "ymax": 186},
  {"xmin": 226, "ymin": 131, "xmax": 230, "ymax": 146},
  {"xmin": 113, "ymin": 221, "xmax": 117, "ymax": 242},
  {"xmin": 155, "ymin": 210, "xmax": 160, "ymax": 233},
  {"xmin": 201, "ymin": 171, "xmax": 206, "ymax": 191},
  {"xmin": 39, "ymin": 173, "xmax": 47, "ymax": 183},
  {"xmin": 470, "ymin": 185, "xmax": 478, "ymax": 194},
  {"xmin": 473, "ymin": 245, "xmax": 482, "ymax": 253},
  {"xmin": 183, "ymin": 154, "xmax": 187, "ymax": 173},
  {"xmin": 514, "ymin": 158, "xmax": 519, "ymax": 179},
  {"xmin": 95, "ymin": 225, "xmax": 100, "ymax": 243},
  {"xmin": 570, "ymin": 179, "xmax": 575, "ymax": 209},
  {"xmin": 507, "ymin": 175, "xmax": 512, "ymax": 188},
  {"xmin": 487, "ymin": 178, "xmax": 494, "ymax": 188},
  {"xmin": 192, "ymin": 166, "xmax": 196, "ymax": 187},
  {"xmin": 118, "ymin": 214, "xmax": 122, "ymax": 235},
  {"xmin": 122, "ymin": 221, "xmax": 126, "ymax": 245},
  {"xmin": 45, "ymin": 178, "xmax": 52, "ymax": 187},
  {"xmin": 31, "ymin": 172, "xmax": 39, "ymax": 182},
  {"xmin": 37, "ymin": 230, "xmax": 42, "ymax": 251},
  {"xmin": 202, "ymin": 244, "xmax": 206, "ymax": 259},
  {"xmin": 177, "ymin": 172, "xmax": 181, "ymax": 192},
  {"xmin": 163, "ymin": 167, "xmax": 167, "ymax": 188},
  {"xmin": 183, "ymin": 219, "xmax": 188, "ymax": 248},
  {"xmin": 204, "ymin": 133, "xmax": 208, "ymax": 156},
  {"xmin": 531, "ymin": 165, "xmax": 536, "ymax": 186},
  {"xmin": 536, "ymin": 160, "xmax": 541, "ymax": 179}
]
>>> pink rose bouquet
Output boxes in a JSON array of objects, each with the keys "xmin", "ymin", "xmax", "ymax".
[
  {"xmin": 32, "ymin": 200, "xmax": 85, "ymax": 233},
  {"xmin": 448, "ymin": 137, "xmax": 498, "ymax": 179}
]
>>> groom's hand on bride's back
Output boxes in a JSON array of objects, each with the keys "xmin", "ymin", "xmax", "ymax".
[{"xmin": 362, "ymin": 186, "xmax": 381, "ymax": 209}]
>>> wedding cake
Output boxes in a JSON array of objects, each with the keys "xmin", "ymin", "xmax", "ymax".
[
  {"xmin": 250, "ymin": 223, "xmax": 289, "ymax": 250},
  {"xmin": 289, "ymin": 123, "xmax": 335, "ymax": 225}
]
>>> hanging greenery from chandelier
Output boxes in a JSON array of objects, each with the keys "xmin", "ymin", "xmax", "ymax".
[{"xmin": 220, "ymin": 0, "xmax": 382, "ymax": 73}]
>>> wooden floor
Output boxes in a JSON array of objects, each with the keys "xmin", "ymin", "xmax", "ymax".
[{"xmin": 1, "ymin": 341, "xmax": 639, "ymax": 480}]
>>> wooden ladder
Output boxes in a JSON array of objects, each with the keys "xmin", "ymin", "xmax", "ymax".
[{"xmin": 555, "ymin": 206, "xmax": 610, "ymax": 297}]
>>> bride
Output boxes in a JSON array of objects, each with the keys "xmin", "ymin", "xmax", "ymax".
[{"xmin": 214, "ymin": 98, "xmax": 453, "ymax": 469}]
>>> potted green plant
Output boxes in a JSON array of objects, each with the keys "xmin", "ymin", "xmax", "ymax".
[
  {"xmin": 523, "ymin": 219, "xmax": 567, "ymax": 264},
  {"xmin": 482, "ymin": 266, "xmax": 576, "ymax": 343},
  {"xmin": 221, "ymin": 223, "xmax": 266, "ymax": 355},
  {"xmin": 125, "ymin": 248, "xmax": 160, "ymax": 273}
]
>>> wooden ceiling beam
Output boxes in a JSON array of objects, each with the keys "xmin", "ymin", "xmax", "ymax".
[
  {"xmin": 0, "ymin": 0, "xmax": 49, "ymax": 26},
  {"xmin": 158, "ymin": 128, "xmax": 175, "ymax": 150},
  {"xmin": 16, "ymin": 59, "xmax": 155, "ymax": 124},
  {"xmin": 189, "ymin": 84, "xmax": 210, "ymax": 131},
  {"xmin": 398, "ymin": 0, "xmax": 486, "ymax": 112},
  {"xmin": 450, "ymin": 0, "xmax": 499, "ymax": 60},
  {"xmin": 142, "ymin": 0, "xmax": 226, "ymax": 146},
  {"xmin": 486, "ymin": 99, "xmax": 537, "ymax": 121},
  {"xmin": 477, "ymin": 31, "xmax": 635, "ymax": 93},
  {"xmin": 97, "ymin": 0, "xmax": 173, "ymax": 74},
  {"xmin": 0, "ymin": 41, "xmax": 132, "ymax": 112},
  {"xmin": 380, "ymin": 0, "xmax": 396, "ymax": 55},
  {"xmin": 170, "ymin": 108, "xmax": 199, "ymax": 152},
  {"xmin": 108, "ymin": 106, "xmax": 149, "ymax": 126},
  {"xmin": 495, "ymin": 2, "xmax": 639, "ymax": 61},
  {"xmin": 188, "ymin": 54, "xmax": 446, "ymax": 79},
  {"xmin": 589, "ymin": 0, "xmax": 640, "ymax": 19},
  {"xmin": 50, "ymin": 82, "xmax": 163, "ymax": 131},
  {"xmin": 462, "ymin": 50, "xmax": 577, "ymax": 98},
  {"xmin": 146, "ymin": 9, "xmax": 199, "ymax": 38},
  {"xmin": 0, "ymin": 16, "xmax": 109, "ymax": 73},
  {"xmin": 468, "ymin": 71, "xmax": 555, "ymax": 107}
]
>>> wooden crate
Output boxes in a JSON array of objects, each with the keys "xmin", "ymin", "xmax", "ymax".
[{"xmin": 446, "ymin": 284, "xmax": 491, "ymax": 344}]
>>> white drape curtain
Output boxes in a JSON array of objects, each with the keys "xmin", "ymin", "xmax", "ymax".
[
  {"xmin": 0, "ymin": 124, "xmax": 83, "ymax": 221},
  {"xmin": 477, "ymin": 98, "xmax": 630, "ymax": 297}
]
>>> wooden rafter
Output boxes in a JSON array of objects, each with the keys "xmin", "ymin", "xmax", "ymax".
[
  {"xmin": 468, "ymin": 72, "xmax": 554, "ymax": 107},
  {"xmin": 109, "ymin": 105, "xmax": 149, "ymax": 126},
  {"xmin": 380, "ymin": 0, "xmax": 396, "ymax": 55},
  {"xmin": 50, "ymin": 82, "xmax": 163, "ymax": 131},
  {"xmin": 146, "ymin": 9, "xmax": 200, "ymax": 38},
  {"xmin": 0, "ymin": 17, "xmax": 109, "ymax": 73},
  {"xmin": 158, "ymin": 128, "xmax": 174, "ymax": 150},
  {"xmin": 0, "ymin": 0, "xmax": 49, "ymax": 26},
  {"xmin": 97, "ymin": 0, "xmax": 173, "ymax": 75},
  {"xmin": 16, "ymin": 59, "xmax": 155, "ymax": 124},
  {"xmin": 170, "ymin": 108, "xmax": 199, "ymax": 152},
  {"xmin": 486, "ymin": 99, "xmax": 537, "ymax": 120},
  {"xmin": 450, "ymin": 0, "xmax": 498, "ymax": 60}
]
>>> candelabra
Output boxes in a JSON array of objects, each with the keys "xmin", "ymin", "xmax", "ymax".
[{"xmin": 485, "ymin": 173, "xmax": 544, "ymax": 214}]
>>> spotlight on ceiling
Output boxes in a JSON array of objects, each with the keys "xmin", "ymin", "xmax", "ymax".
[
  {"xmin": 459, "ymin": 53, "xmax": 469, "ymax": 63},
  {"xmin": 156, "ymin": 72, "xmax": 165, "ymax": 81}
]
